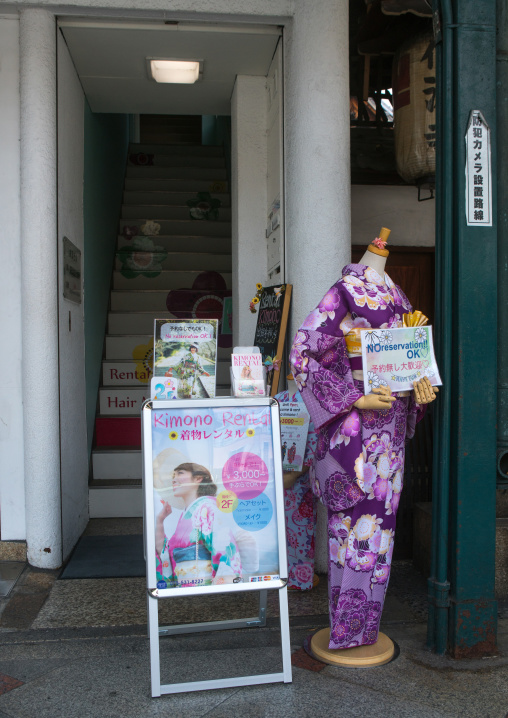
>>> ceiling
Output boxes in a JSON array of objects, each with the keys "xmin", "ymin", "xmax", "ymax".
[{"xmin": 59, "ymin": 20, "xmax": 281, "ymax": 115}]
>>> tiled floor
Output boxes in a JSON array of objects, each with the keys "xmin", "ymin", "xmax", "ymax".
[{"xmin": 0, "ymin": 562, "xmax": 25, "ymax": 598}]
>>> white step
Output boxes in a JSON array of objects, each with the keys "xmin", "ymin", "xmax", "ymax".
[
  {"xmin": 117, "ymin": 235, "xmax": 231, "ymax": 253},
  {"xmin": 108, "ymin": 311, "xmax": 230, "ymax": 336},
  {"xmin": 105, "ymin": 334, "xmax": 230, "ymax": 361},
  {"xmin": 121, "ymin": 205, "xmax": 232, "ymax": 221},
  {"xmin": 100, "ymin": 387, "xmax": 150, "ymax": 415},
  {"xmin": 124, "ymin": 178, "xmax": 229, "ymax": 193},
  {"xmin": 92, "ymin": 449, "xmax": 142, "ymax": 480},
  {"xmin": 89, "ymin": 486, "xmax": 143, "ymax": 518},
  {"xmin": 102, "ymin": 358, "xmax": 231, "ymax": 385},
  {"xmin": 130, "ymin": 143, "xmax": 223, "ymax": 157},
  {"xmin": 123, "ymin": 191, "xmax": 230, "ymax": 207},
  {"xmin": 129, "ymin": 155, "xmax": 225, "ymax": 169},
  {"xmin": 126, "ymin": 166, "xmax": 227, "ymax": 180},
  {"xmin": 102, "ymin": 360, "xmax": 153, "ymax": 385},
  {"xmin": 119, "ymin": 218, "xmax": 231, "ymax": 237},
  {"xmin": 114, "ymin": 251, "xmax": 232, "ymax": 273},
  {"xmin": 111, "ymin": 290, "xmax": 169, "ymax": 312},
  {"xmin": 113, "ymin": 270, "xmax": 232, "ymax": 290}
]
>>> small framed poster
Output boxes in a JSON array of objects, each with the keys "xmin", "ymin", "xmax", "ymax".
[
  {"xmin": 153, "ymin": 319, "xmax": 218, "ymax": 399},
  {"xmin": 143, "ymin": 397, "xmax": 288, "ymax": 598},
  {"xmin": 253, "ymin": 284, "xmax": 292, "ymax": 396}
]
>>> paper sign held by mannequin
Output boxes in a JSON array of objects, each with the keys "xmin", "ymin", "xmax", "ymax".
[{"xmin": 361, "ymin": 326, "xmax": 442, "ymax": 394}]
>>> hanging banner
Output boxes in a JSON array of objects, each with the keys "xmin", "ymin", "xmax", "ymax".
[
  {"xmin": 361, "ymin": 325, "xmax": 442, "ymax": 393},
  {"xmin": 465, "ymin": 110, "xmax": 492, "ymax": 227},
  {"xmin": 143, "ymin": 398, "xmax": 287, "ymax": 598}
]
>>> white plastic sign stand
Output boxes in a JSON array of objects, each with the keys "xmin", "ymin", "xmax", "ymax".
[{"xmin": 142, "ymin": 397, "xmax": 292, "ymax": 696}]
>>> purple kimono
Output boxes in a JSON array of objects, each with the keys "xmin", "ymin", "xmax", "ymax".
[{"xmin": 290, "ymin": 264, "xmax": 424, "ymax": 649}]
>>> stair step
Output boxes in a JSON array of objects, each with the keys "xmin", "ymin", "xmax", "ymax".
[
  {"xmin": 126, "ymin": 166, "xmax": 227, "ymax": 180},
  {"xmin": 123, "ymin": 191, "xmax": 230, "ymax": 207},
  {"xmin": 108, "ymin": 311, "xmax": 230, "ymax": 336},
  {"xmin": 129, "ymin": 143, "xmax": 223, "ymax": 157},
  {"xmin": 119, "ymin": 219, "xmax": 231, "ymax": 238},
  {"xmin": 105, "ymin": 335, "xmax": 231, "ymax": 361},
  {"xmin": 124, "ymin": 178, "xmax": 229, "ymax": 193},
  {"xmin": 99, "ymin": 387, "xmax": 151, "ymax": 416},
  {"xmin": 110, "ymin": 290, "xmax": 169, "ymax": 312},
  {"xmin": 113, "ymin": 270, "xmax": 232, "ymax": 291},
  {"xmin": 95, "ymin": 416, "xmax": 142, "ymax": 447},
  {"xmin": 129, "ymin": 155, "xmax": 225, "ymax": 169},
  {"xmin": 117, "ymin": 235, "xmax": 231, "ymax": 253},
  {"xmin": 114, "ymin": 251, "xmax": 232, "ymax": 273},
  {"xmin": 102, "ymin": 357, "xmax": 231, "ymax": 385},
  {"xmin": 92, "ymin": 449, "xmax": 142, "ymax": 480},
  {"xmin": 89, "ymin": 485, "xmax": 143, "ymax": 518},
  {"xmin": 121, "ymin": 205, "xmax": 232, "ymax": 221}
]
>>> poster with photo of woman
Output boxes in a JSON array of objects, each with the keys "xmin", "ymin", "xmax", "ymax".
[{"xmin": 143, "ymin": 398, "xmax": 287, "ymax": 596}]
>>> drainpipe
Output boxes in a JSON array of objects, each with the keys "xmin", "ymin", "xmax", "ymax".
[
  {"xmin": 497, "ymin": 0, "xmax": 508, "ymax": 489},
  {"xmin": 427, "ymin": 0, "xmax": 452, "ymax": 655}
]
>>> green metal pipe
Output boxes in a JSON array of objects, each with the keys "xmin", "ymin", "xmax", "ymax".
[
  {"xmin": 427, "ymin": 0, "xmax": 453, "ymax": 655},
  {"xmin": 497, "ymin": 0, "xmax": 508, "ymax": 488}
]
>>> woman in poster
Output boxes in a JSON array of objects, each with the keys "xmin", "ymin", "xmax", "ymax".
[
  {"xmin": 155, "ymin": 462, "xmax": 243, "ymax": 587},
  {"xmin": 169, "ymin": 345, "xmax": 210, "ymax": 398}
]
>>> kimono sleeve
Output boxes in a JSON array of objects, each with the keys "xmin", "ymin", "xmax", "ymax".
[
  {"xmin": 289, "ymin": 284, "xmax": 363, "ymax": 431},
  {"xmin": 198, "ymin": 503, "xmax": 243, "ymax": 580}
]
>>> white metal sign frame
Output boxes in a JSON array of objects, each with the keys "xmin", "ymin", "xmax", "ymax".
[{"xmin": 142, "ymin": 397, "xmax": 292, "ymax": 697}]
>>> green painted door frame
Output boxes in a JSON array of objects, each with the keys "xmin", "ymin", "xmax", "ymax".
[{"xmin": 428, "ymin": 0, "xmax": 498, "ymax": 657}]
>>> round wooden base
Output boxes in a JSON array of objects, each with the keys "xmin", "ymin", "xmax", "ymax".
[{"xmin": 310, "ymin": 629, "xmax": 395, "ymax": 667}]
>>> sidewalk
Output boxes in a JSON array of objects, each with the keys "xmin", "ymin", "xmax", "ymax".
[{"xmin": 0, "ymin": 528, "xmax": 506, "ymax": 718}]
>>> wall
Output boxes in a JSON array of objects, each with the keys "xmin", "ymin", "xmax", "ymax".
[
  {"xmin": 351, "ymin": 185, "xmax": 435, "ymax": 247},
  {"xmin": 83, "ymin": 106, "xmax": 130, "ymax": 455},
  {"xmin": 231, "ymin": 76, "xmax": 268, "ymax": 347},
  {"xmin": 0, "ymin": 15, "xmax": 25, "ymax": 540},
  {"xmin": 57, "ymin": 31, "xmax": 89, "ymax": 558}
]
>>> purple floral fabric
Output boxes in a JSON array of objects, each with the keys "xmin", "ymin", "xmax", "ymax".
[{"xmin": 290, "ymin": 264, "xmax": 425, "ymax": 648}]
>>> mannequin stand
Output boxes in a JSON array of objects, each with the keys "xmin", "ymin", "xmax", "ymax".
[{"xmin": 309, "ymin": 629, "xmax": 396, "ymax": 667}]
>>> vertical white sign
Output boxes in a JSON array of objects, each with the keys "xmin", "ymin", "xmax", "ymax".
[{"xmin": 465, "ymin": 110, "xmax": 492, "ymax": 226}]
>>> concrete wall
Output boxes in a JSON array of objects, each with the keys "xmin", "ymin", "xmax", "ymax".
[
  {"xmin": 83, "ymin": 107, "xmax": 130, "ymax": 455},
  {"xmin": 0, "ymin": 15, "xmax": 25, "ymax": 541},
  {"xmin": 352, "ymin": 185, "xmax": 435, "ymax": 247},
  {"xmin": 57, "ymin": 31, "xmax": 89, "ymax": 559},
  {"xmin": 231, "ymin": 76, "xmax": 268, "ymax": 347}
]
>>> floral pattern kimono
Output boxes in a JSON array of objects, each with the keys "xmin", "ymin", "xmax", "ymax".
[
  {"xmin": 157, "ymin": 496, "xmax": 242, "ymax": 587},
  {"xmin": 290, "ymin": 264, "xmax": 425, "ymax": 649},
  {"xmin": 276, "ymin": 389, "xmax": 318, "ymax": 591},
  {"xmin": 174, "ymin": 351, "xmax": 208, "ymax": 398}
]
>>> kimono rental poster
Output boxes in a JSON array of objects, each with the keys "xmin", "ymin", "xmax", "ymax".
[
  {"xmin": 151, "ymin": 404, "xmax": 281, "ymax": 589},
  {"xmin": 153, "ymin": 319, "xmax": 218, "ymax": 399}
]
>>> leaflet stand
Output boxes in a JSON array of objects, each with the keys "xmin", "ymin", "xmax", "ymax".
[{"xmin": 143, "ymin": 397, "xmax": 292, "ymax": 697}]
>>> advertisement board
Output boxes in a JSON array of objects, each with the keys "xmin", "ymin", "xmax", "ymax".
[{"xmin": 143, "ymin": 398, "xmax": 288, "ymax": 598}]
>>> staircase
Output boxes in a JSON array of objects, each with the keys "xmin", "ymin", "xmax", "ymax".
[{"xmin": 89, "ymin": 142, "xmax": 232, "ymax": 518}]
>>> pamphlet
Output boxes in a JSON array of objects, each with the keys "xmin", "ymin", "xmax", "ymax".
[
  {"xmin": 231, "ymin": 352, "xmax": 266, "ymax": 397},
  {"xmin": 153, "ymin": 319, "xmax": 218, "ymax": 399},
  {"xmin": 279, "ymin": 397, "xmax": 310, "ymax": 472}
]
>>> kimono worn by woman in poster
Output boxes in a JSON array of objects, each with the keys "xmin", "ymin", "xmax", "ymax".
[{"xmin": 290, "ymin": 264, "xmax": 425, "ymax": 649}]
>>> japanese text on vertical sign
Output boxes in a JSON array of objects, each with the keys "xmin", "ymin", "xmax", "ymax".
[{"xmin": 465, "ymin": 110, "xmax": 492, "ymax": 226}]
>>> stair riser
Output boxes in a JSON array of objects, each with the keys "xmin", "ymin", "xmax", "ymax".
[
  {"xmin": 123, "ymin": 191, "xmax": 230, "ymax": 207},
  {"xmin": 117, "ymin": 235, "xmax": 231, "ymax": 253},
  {"xmin": 89, "ymin": 487, "xmax": 143, "ymax": 518},
  {"xmin": 119, "ymin": 219, "xmax": 231, "ymax": 238},
  {"xmin": 114, "ymin": 252, "xmax": 232, "ymax": 273},
  {"xmin": 129, "ymin": 156, "xmax": 225, "ymax": 169},
  {"xmin": 105, "ymin": 335, "xmax": 230, "ymax": 361},
  {"xmin": 113, "ymin": 271, "xmax": 232, "ymax": 291},
  {"xmin": 102, "ymin": 359, "xmax": 231, "ymax": 385},
  {"xmin": 124, "ymin": 179, "xmax": 229, "ymax": 193},
  {"xmin": 129, "ymin": 144, "xmax": 223, "ymax": 157},
  {"xmin": 121, "ymin": 206, "xmax": 232, "ymax": 221},
  {"xmin": 126, "ymin": 167, "xmax": 227, "ymax": 180},
  {"xmin": 100, "ymin": 388, "xmax": 150, "ymax": 415},
  {"xmin": 95, "ymin": 417, "xmax": 141, "ymax": 447},
  {"xmin": 92, "ymin": 450, "xmax": 142, "ymax": 480},
  {"xmin": 110, "ymin": 291, "xmax": 171, "ymax": 312}
]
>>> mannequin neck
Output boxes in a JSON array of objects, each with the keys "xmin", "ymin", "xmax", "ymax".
[
  {"xmin": 287, "ymin": 378, "xmax": 299, "ymax": 399},
  {"xmin": 359, "ymin": 247, "xmax": 388, "ymax": 277}
]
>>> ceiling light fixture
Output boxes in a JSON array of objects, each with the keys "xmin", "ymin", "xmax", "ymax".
[{"xmin": 149, "ymin": 59, "xmax": 202, "ymax": 84}]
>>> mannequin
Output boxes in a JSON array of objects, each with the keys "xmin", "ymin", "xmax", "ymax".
[{"xmin": 289, "ymin": 227, "xmax": 438, "ymax": 666}]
